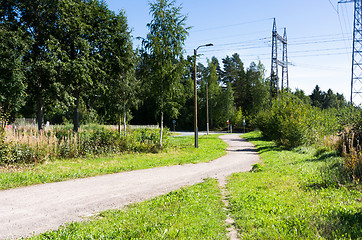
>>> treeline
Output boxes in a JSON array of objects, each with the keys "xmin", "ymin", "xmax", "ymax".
[
  {"xmin": 0, "ymin": 0, "xmax": 267, "ymax": 133},
  {"xmin": 294, "ymin": 85, "xmax": 347, "ymax": 110},
  {"xmin": 0, "ymin": 0, "xmax": 349, "ymax": 134}
]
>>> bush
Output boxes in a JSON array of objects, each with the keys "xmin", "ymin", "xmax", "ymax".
[{"xmin": 256, "ymin": 95, "xmax": 338, "ymax": 149}]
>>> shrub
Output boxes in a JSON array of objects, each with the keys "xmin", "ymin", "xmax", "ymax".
[{"xmin": 256, "ymin": 95, "xmax": 338, "ymax": 149}]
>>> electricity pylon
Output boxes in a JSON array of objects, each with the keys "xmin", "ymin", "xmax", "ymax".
[
  {"xmin": 270, "ymin": 18, "xmax": 288, "ymax": 105},
  {"xmin": 339, "ymin": 0, "xmax": 362, "ymax": 105}
]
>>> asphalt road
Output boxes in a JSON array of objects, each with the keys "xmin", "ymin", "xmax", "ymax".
[{"xmin": 0, "ymin": 134, "xmax": 259, "ymax": 239}]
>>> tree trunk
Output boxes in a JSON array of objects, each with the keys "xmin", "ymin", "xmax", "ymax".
[
  {"xmin": 73, "ymin": 92, "xmax": 80, "ymax": 132},
  {"xmin": 36, "ymin": 94, "xmax": 44, "ymax": 131},
  {"xmin": 210, "ymin": 109, "xmax": 213, "ymax": 130},
  {"xmin": 159, "ymin": 111, "xmax": 163, "ymax": 149},
  {"xmin": 123, "ymin": 102, "xmax": 127, "ymax": 136},
  {"xmin": 118, "ymin": 113, "xmax": 122, "ymax": 136}
]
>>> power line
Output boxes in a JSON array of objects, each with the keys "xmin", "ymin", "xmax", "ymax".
[
  {"xmin": 186, "ymin": 36, "xmax": 352, "ymax": 53},
  {"xmin": 189, "ymin": 18, "xmax": 273, "ymax": 33},
  {"xmin": 328, "ymin": 0, "xmax": 338, "ymax": 13},
  {"xmin": 186, "ymin": 29, "xmax": 270, "ymax": 45},
  {"xmin": 339, "ymin": 3, "xmax": 353, "ymax": 53}
]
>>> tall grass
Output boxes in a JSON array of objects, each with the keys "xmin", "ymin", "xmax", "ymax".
[
  {"xmin": 341, "ymin": 128, "xmax": 362, "ymax": 183},
  {"xmin": 1, "ymin": 125, "xmax": 168, "ymax": 165}
]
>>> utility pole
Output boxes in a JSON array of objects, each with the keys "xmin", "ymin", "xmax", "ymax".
[
  {"xmin": 282, "ymin": 28, "xmax": 289, "ymax": 93},
  {"xmin": 194, "ymin": 43, "xmax": 213, "ymax": 148},
  {"xmin": 339, "ymin": 0, "xmax": 362, "ymax": 105},
  {"xmin": 206, "ymin": 81, "xmax": 209, "ymax": 135},
  {"xmin": 270, "ymin": 18, "xmax": 288, "ymax": 105}
]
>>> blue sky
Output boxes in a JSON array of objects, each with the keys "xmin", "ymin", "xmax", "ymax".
[{"xmin": 104, "ymin": 0, "xmax": 354, "ymax": 101}]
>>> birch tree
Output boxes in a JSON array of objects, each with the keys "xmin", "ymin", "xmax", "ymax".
[{"xmin": 140, "ymin": 0, "xmax": 189, "ymax": 148}]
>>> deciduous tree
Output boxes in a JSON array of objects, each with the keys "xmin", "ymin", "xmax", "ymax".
[{"xmin": 140, "ymin": 0, "xmax": 189, "ymax": 147}]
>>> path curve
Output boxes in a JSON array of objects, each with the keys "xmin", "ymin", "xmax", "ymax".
[{"xmin": 0, "ymin": 134, "xmax": 259, "ymax": 239}]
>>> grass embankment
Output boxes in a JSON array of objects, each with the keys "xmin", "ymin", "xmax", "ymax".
[
  {"xmin": 27, "ymin": 178, "xmax": 228, "ymax": 239},
  {"xmin": 0, "ymin": 134, "xmax": 227, "ymax": 190},
  {"xmin": 227, "ymin": 131, "xmax": 362, "ymax": 239}
]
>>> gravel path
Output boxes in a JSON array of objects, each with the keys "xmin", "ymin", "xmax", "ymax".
[{"xmin": 0, "ymin": 134, "xmax": 259, "ymax": 239}]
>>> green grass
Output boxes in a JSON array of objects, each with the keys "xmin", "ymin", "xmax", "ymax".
[
  {"xmin": 27, "ymin": 178, "xmax": 228, "ymax": 240},
  {"xmin": 0, "ymin": 134, "xmax": 227, "ymax": 190},
  {"xmin": 227, "ymin": 131, "xmax": 362, "ymax": 239}
]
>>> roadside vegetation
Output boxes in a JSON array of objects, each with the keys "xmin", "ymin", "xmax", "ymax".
[
  {"xmin": 1, "ymin": 125, "xmax": 168, "ymax": 165},
  {"xmin": 257, "ymin": 94, "xmax": 362, "ymax": 184},
  {"xmin": 28, "ymin": 178, "xmax": 228, "ymax": 240},
  {"xmin": 0, "ymin": 129, "xmax": 227, "ymax": 190},
  {"xmin": 227, "ymin": 131, "xmax": 362, "ymax": 239}
]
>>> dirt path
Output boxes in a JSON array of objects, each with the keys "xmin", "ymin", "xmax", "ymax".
[{"xmin": 0, "ymin": 134, "xmax": 259, "ymax": 239}]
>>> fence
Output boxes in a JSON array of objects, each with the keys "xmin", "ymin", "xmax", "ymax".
[
  {"xmin": 109, "ymin": 125, "xmax": 159, "ymax": 130},
  {"xmin": 13, "ymin": 118, "xmax": 36, "ymax": 126}
]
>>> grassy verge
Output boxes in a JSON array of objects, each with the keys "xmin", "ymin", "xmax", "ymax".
[
  {"xmin": 0, "ymin": 134, "xmax": 227, "ymax": 190},
  {"xmin": 227, "ymin": 131, "xmax": 362, "ymax": 239},
  {"xmin": 27, "ymin": 178, "xmax": 227, "ymax": 239}
]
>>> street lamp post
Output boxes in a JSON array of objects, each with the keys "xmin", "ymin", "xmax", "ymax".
[
  {"xmin": 194, "ymin": 43, "xmax": 213, "ymax": 148},
  {"xmin": 206, "ymin": 80, "xmax": 209, "ymax": 135}
]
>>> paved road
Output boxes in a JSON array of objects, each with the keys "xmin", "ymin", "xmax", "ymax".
[
  {"xmin": 173, "ymin": 131, "xmax": 227, "ymax": 137},
  {"xmin": 0, "ymin": 134, "xmax": 259, "ymax": 239}
]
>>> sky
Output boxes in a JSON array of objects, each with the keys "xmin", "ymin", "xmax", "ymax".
[{"xmin": 104, "ymin": 0, "xmax": 355, "ymax": 103}]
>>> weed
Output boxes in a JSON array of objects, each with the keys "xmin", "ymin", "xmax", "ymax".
[{"xmin": 250, "ymin": 163, "xmax": 264, "ymax": 172}]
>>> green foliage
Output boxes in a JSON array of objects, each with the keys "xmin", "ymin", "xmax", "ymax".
[
  {"xmin": 30, "ymin": 179, "xmax": 227, "ymax": 239},
  {"xmin": 293, "ymin": 88, "xmax": 312, "ymax": 105},
  {"xmin": 227, "ymin": 131, "xmax": 362, "ymax": 239},
  {"xmin": 0, "ymin": 22, "xmax": 27, "ymax": 118},
  {"xmin": 138, "ymin": 0, "xmax": 190, "ymax": 145},
  {"xmin": 0, "ymin": 128, "xmax": 9, "ymax": 164},
  {"xmin": 310, "ymin": 85, "xmax": 347, "ymax": 110},
  {"xmin": 250, "ymin": 163, "xmax": 264, "ymax": 172},
  {"xmin": 319, "ymin": 157, "xmax": 352, "ymax": 187},
  {"xmin": 199, "ymin": 59, "xmax": 235, "ymax": 129},
  {"xmin": 256, "ymin": 95, "xmax": 338, "ymax": 149},
  {"xmin": 140, "ymin": 0, "xmax": 189, "ymax": 118},
  {"xmin": 96, "ymin": 8, "xmax": 138, "ymax": 125},
  {"xmin": 222, "ymin": 54, "xmax": 268, "ymax": 116},
  {"xmin": 231, "ymin": 107, "xmax": 247, "ymax": 130}
]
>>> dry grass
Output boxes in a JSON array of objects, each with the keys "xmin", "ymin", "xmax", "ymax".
[
  {"xmin": 342, "ymin": 129, "xmax": 362, "ymax": 182},
  {"xmin": 5, "ymin": 126, "xmax": 58, "ymax": 148},
  {"xmin": 1, "ymin": 125, "xmax": 166, "ymax": 165}
]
